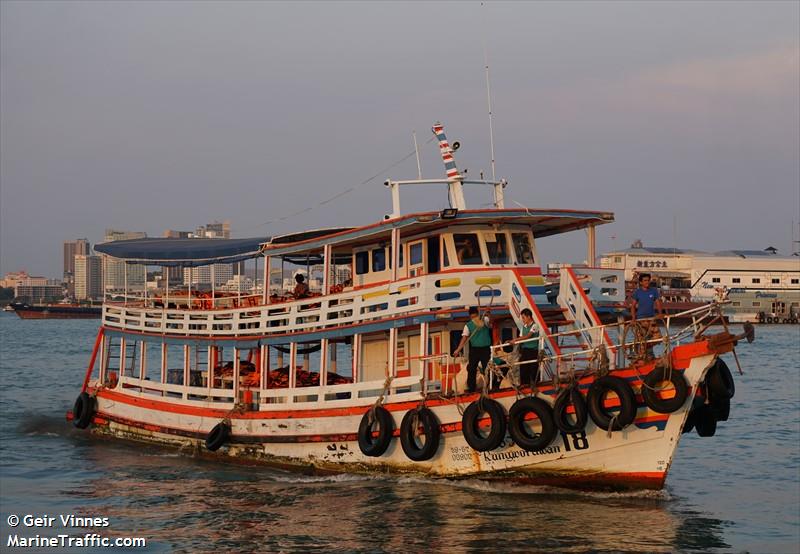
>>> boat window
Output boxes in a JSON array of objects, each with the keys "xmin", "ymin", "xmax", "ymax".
[
  {"xmin": 398, "ymin": 245, "xmax": 403, "ymax": 268},
  {"xmin": 453, "ymin": 233, "xmax": 482, "ymax": 265},
  {"xmin": 372, "ymin": 248, "xmax": 386, "ymax": 272},
  {"xmin": 442, "ymin": 238, "xmax": 450, "ymax": 267},
  {"xmin": 486, "ymin": 233, "xmax": 510, "ymax": 264},
  {"xmin": 410, "ymin": 243, "xmax": 423, "ymax": 266},
  {"xmin": 512, "ymin": 233, "xmax": 534, "ymax": 264},
  {"xmin": 355, "ymin": 252, "xmax": 369, "ymax": 275}
]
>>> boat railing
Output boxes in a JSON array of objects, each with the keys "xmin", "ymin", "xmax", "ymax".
[
  {"xmin": 102, "ymin": 270, "xmax": 522, "ymax": 337},
  {"xmin": 491, "ymin": 301, "xmax": 726, "ymax": 380}
]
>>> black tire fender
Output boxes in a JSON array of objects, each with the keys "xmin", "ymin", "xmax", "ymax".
[
  {"xmin": 72, "ymin": 392, "xmax": 95, "ymax": 429},
  {"xmin": 553, "ymin": 386, "xmax": 588, "ymax": 433},
  {"xmin": 508, "ymin": 397, "xmax": 557, "ymax": 452},
  {"xmin": 587, "ymin": 375, "xmax": 637, "ymax": 431},
  {"xmin": 707, "ymin": 359, "xmax": 735, "ymax": 400},
  {"xmin": 205, "ymin": 422, "xmax": 231, "ymax": 452},
  {"xmin": 461, "ymin": 398, "xmax": 507, "ymax": 452},
  {"xmin": 400, "ymin": 407, "xmax": 441, "ymax": 462},
  {"xmin": 694, "ymin": 405, "xmax": 717, "ymax": 437},
  {"xmin": 642, "ymin": 366, "xmax": 689, "ymax": 414},
  {"xmin": 681, "ymin": 397, "xmax": 705, "ymax": 434},
  {"xmin": 358, "ymin": 406, "xmax": 394, "ymax": 457}
]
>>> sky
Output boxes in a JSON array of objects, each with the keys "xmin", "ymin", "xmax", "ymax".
[{"xmin": 1, "ymin": 1, "xmax": 798, "ymax": 278}]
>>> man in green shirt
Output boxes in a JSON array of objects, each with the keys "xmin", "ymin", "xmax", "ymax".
[
  {"xmin": 511, "ymin": 308, "xmax": 540, "ymax": 386},
  {"xmin": 453, "ymin": 306, "xmax": 492, "ymax": 393}
]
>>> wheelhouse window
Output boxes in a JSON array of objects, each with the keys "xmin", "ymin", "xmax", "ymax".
[
  {"xmin": 409, "ymin": 243, "xmax": 423, "ymax": 266},
  {"xmin": 372, "ymin": 248, "xmax": 386, "ymax": 272},
  {"xmin": 486, "ymin": 233, "xmax": 510, "ymax": 264},
  {"xmin": 453, "ymin": 234, "xmax": 482, "ymax": 265},
  {"xmin": 512, "ymin": 233, "xmax": 534, "ymax": 264},
  {"xmin": 355, "ymin": 252, "xmax": 369, "ymax": 275}
]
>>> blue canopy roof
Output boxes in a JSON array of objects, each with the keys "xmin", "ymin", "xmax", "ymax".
[{"xmin": 94, "ymin": 237, "xmax": 269, "ymax": 267}]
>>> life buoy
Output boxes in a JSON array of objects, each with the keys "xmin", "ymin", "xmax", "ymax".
[
  {"xmin": 358, "ymin": 406, "xmax": 394, "ymax": 457},
  {"xmin": 461, "ymin": 398, "xmax": 506, "ymax": 452},
  {"xmin": 587, "ymin": 375, "xmax": 636, "ymax": 431},
  {"xmin": 400, "ymin": 407, "xmax": 440, "ymax": 461},
  {"xmin": 642, "ymin": 366, "xmax": 689, "ymax": 414},
  {"xmin": 72, "ymin": 392, "xmax": 95, "ymax": 429},
  {"xmin": 508, "ymin": 397, "xmax": 557, "ymax": 452},
  {"xmin": 205, "ymin": 422, "xmax": 231, "ymax": 452},
  {"xmin": 707, "ymin": 359, "xmax": 735, "ymax": 400},
  {"xmin": 553, "ymin": 386, "xmax": 588, "ymax": 433},
  {"xmin": 694, "ymin": 405, "xmax": 717, "ymax": 437}
]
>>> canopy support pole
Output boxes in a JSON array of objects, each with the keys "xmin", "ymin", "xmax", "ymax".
[
  {"xmin": 211, "ymin": 265, "xmax": 216, "ymax": 309},
  {"xmin": 263, "ymin": 256, "xmax": 270, "ymax": 304}
]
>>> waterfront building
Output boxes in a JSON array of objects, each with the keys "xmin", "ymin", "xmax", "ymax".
[
  {"xmin": 182, "ymin": 264, "xmax": 233, "ymax": 287},
  {"xmin": 601, "ymin": 244, "xmax": 799, "ymax": 297},
  {"xmin": 74, "ymin": 255, "xmax": 103, "ymax": 301},
  {"xmin": 14, "ymin": 284, "xmax": 63, "ymax": 303},
  {"xmin": 103, "ymin": 229, "xmax": 147, "ymax": 293},
  {"xmin": 63, "ymin": 239, "xmax": 91, "ymax": 296},
  {"xmin": 1, "ymin": 271, "xmax": 48, "ymax": 289}
]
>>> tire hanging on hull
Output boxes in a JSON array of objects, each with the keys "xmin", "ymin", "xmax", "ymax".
[
  {"xmin": 507, "ymin": 397, "xmax": 557, "ymax": 452},
  {"xmin": 205, "ymin": 422, "xmax": 231, "ymax": 452},
  {"xmin": 400, "ymin": 407, "xmax": 441, "ymax": 462},
  {"xmin": 461, "ymin": 398, "xmax": 507, "ymax": 452},
  {"xmin": 72, "ymin": 392, "xmax": 95, "ymax": 429},
  {"xmin": 642, "ymin": 366, "xmax": 689, "ymax": 414},
  {"xmin": 358, "ymin": 406, "xmax": 394, "ymax": 457},
  {"xmin": 553, "ymin": 386, "xmax": 588, "ymax": 433},
  {"xmin": 587, "ymin": 375, "xmax": 636, "ymax": 431}
]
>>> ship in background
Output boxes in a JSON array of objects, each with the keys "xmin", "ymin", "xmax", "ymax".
[{"xmin": 9, "ymin": 302, "xmax": 101, "ymax": 319}]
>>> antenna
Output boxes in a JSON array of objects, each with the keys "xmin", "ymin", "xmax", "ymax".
[
  {"xmin": 481, "ymin": 2, "xmax": 496, "ymax": 182},
  {"xmin": 413, "ymin": 131, "xmax": 422, "ymax": 179}
]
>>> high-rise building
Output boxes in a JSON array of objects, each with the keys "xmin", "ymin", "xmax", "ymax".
[
  {"xmin": 63, "ymin": 239, "xmax": 90, "ymax": 297},
  {"xmin": 74, "ymin": 255, "xmax": 103, "ymax": 301},
  {"xmin": 182, "ymin": 264, "xmax": 233, "ymax": 287},
  {"xmin": 103, "ymin": 229, "xmax": 147, "ymax": 292}
]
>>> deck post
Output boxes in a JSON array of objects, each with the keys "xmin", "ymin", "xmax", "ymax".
[
  {"xmin": 268, "ymin": 256, "xmax": 272, "ymax": 304},
  {"xmin": 139, "ymin": 341, "xmax": 146, "ymax": 381},
  {"xmin": 320, "ymin": 339, "xmax": 328, "ymax": 388},
  {"xmin": 211, "ymin": 265, "xmax": 216, "ymax": 309},
  {"xmin": 124, "ymin": 262, "xmax": 128, "ymax": 306},
  {"xmin": 207, "ymin": 345, "xmax": 214, "ymax": 398},
  {"xmin": 289, "ymin": 343, "xmax": 297, "ymax": 403},
  {"xmin": 322, "ymin": 245, "xmax": 331, "ymax": 295},
  {"xmin": 233, "ymin": 347, "xmax": 240, "ymax": 402},
  {"xmin": 183, "ymin": 344, "xmax": 190, "ymax": 398},
  {"xmin": 587, "ymin": 224, "xmax": 596, "ymax": 267},
  {"xmin": 388, "ymin": 328, "xmax": 397, "ymax": 381},
  {"xmin": 119, "ymin": 337, "xmax": 126, "ymax": 377},
  {"xmin": 419, "ymin": 321, "xmax": 429, "ymax": 380},
  {"xmin": 391, "ymin": 228, "xmax": 400, "ymax": 282},
  {"xmin": 160, "ymin": 343, "xmax": 167, "ymax": 389},
  {"xmin": 260, "ymin": 344, "xmax": 268, "ymax": 391},
  {"xmin": 99, "ymin": 333, "xmax": 109, "ymax": 385},
  {"xmin": 330, "ymin": 341, "xmax": 337, "ymax": 374},
  {"xmin": 352, "ymin": 334, "xmax": 361, "ymax": 383}
]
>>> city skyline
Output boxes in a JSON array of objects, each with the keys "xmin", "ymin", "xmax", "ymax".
[{"xmin": 2, "ymin": 2, "xmax": 798, "ymax": 278}]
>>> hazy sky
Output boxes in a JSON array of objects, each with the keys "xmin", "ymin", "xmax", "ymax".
[{"xmin": 2, "ymin": 1, "xmax": 798, "ymax": 277}]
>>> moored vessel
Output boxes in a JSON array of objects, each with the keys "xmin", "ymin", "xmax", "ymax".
[
  {"xmin": 68, "ymin": 123, "xmax": 754, "ymax": 490},
  {"xmin": 10, "ymin": 302, "xmax": 101, "ymax": 319}
]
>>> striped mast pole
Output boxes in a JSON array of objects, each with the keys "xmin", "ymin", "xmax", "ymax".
[{"xmin": 431, "ymin": 123, "xmax": 466, "ymax": 210}]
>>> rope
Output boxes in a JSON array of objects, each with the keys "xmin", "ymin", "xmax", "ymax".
[
  {"xmin": 606, "ymin": 413, "xmax": 618, "ymax": 438},
  {"xmin": 367, "ymin": 374, "xmax": 394, "ymax": 425}
]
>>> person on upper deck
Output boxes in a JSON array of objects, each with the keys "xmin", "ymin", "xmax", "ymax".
[
  {"xmin": 629, "ymin": 273, "xmax": 663, "ymax": 321},
  {"xmin": 293, "ymin": 273, "xmax": 310, "ymax": 298},
  {"xmin": 453, "ymin": 306, "xmax": 492, "ymax": 394},
  {"xmin": 511, "ymin": 308, "xmax": 540, "ymax": 386}
]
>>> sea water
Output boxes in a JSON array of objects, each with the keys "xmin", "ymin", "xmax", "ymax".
[{"xmin": 0, "ymin": 313, "xmax": 798, "ymax": 553}]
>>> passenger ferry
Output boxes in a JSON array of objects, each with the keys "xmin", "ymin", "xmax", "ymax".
[{"xmin": 69, "ymin": 123, "xmax": 753, "ymax": 490}]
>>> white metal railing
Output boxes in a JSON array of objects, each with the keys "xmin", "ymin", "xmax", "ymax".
[{"xmin": 103, "ymin": 271, "xmax": 519, "ymax": 337}]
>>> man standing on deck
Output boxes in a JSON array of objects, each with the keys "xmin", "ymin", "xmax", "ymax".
[
  {"xmin": 629, "ymin": 273, "xmax": 663, "ymax": 359},
  {"xmin": 630, "ymin": 273, "xmax": 663, "ymax": 321},
  {"xmin": 453, "ymin": 306, "xmax": 492, "ymax": 393}
]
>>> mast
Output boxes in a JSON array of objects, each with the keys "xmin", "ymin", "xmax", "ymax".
[{"xmin": 431, "ymin": 123, "xmax": 466, "ymax": 210}]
